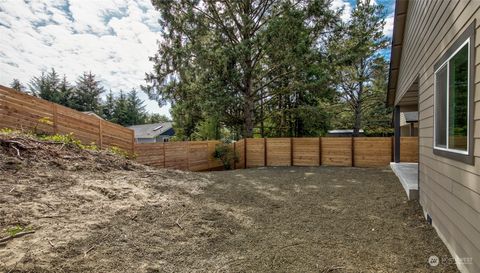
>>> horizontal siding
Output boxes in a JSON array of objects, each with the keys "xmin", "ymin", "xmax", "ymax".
[{"xmin": 397, "ymin": 0, "xmax": 480, "ymax": 271}]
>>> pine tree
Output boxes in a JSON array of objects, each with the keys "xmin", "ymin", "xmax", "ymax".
[
  {"xmin": 332, "ymin": 0, "xmax": 389, "ymax": 136},
  {"xmin": 58, "ymin": 75, "xmax": 74, "ymax": 107},
  {"xmin": 10, "ymin": 79, "xmax": 26, "ymax": 93},
  {"xmin": 126, "ymin": 89, "xmax": 146, "ymax": 126},
  {"xmin": 112, "ymin": 91, "xmax": 129, "ymax": 126},
  {"xmin": 29, "ymin": 68, "xmax": 62, "ymax": 103},
  {"xmin": 71, "ymin": 72, "xmax": 105, "ymax": 113},
  {"xmin": 102, "ymin": 90, "xmax": 116, "ymax": 120}
]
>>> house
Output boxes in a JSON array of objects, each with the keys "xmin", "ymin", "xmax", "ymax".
[
  {"xmin": 128, "ymin": 122, "xmax": 174, "ymax": 143},
  {"xmin": 400, "ymin": 111, "xmax": 418, "ymax": 136},
  {"xmin": 387, "ymin": 1, "xmax": 479, "ymax": 272},
  {"xmin": 326, "ymin": 129, "xmax": 364, "ymax": 137},
  {"xmin": 82, "ymin": 111, "xmax": 104, "ymax": 120}
]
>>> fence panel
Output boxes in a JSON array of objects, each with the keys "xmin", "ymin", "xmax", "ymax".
[
  {"xmin": 354, "ymin": 137, "xmax": 392, "ymax": 167},
  {"xmin": 321, "ymin": 137, "xmax": 353, "ymax": 166},
  {"xmin": 135, "ymin": 143, "xmax": 165, "ymax": 167},
  {"xmin": 266, "ymin": 138, "xmax": 291, "ymax": 166},
  {"xmin": 0, "ymin": 85, "xmax": 135, "ymax": 154},
  {"xmin": 56, "ymin": 104, "xmax": 101, "ymax": 145},
  {"xmin": 292, "ymin": 138, "xmax": 320, "ymax": 166},
  {"xmin": 188, "ymin": 141, "xmax": 209, "ymax": 171},
  {"xmin": 0, "ymin": 86, "xmax": 55, "ymax": 134},
  {"xmin": 235, "ymin": 139, "xmax": 246, "ymax": 169},
  {"xmin": 207, "ymin": 140, "xmax": 223, "ymax": 170},
  {"xmin": 164, "ymin": 142, "xmax": 188, "ymax": 170},
  {"xmin": 246, "ymin": 138, "xmax": 265, "ymax": 167},
  {"xmin": 400, "ymin": 137, "xmax": 418, "ymax": 162}
]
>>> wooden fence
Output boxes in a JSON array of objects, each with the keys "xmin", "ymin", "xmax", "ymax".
[
  {"xmin": 0, "ymin": 85, "xmax": 135, "ymax": 154},
  {"xmin": 1, "ymin": 85, "xmax": 418, "ymax": 170},
  {"xmin": 236, "ymin": 137, "xmax": 417, "ymax": 168},
  {"xmin": 135, "ymin": 141, "xmax": 226, "ymax": 171}
]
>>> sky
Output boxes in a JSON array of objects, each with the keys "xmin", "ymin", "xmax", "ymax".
[{"xmin": 0, "ymin": 0, "xmax": 395, "ymax": 117}]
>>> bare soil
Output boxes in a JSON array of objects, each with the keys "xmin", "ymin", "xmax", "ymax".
[{"xmin": 0, "ymin": 134, "xmax": 458, "ymax": 272}]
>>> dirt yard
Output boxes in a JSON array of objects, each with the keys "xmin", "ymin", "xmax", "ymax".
[{"xmin": 0, "ymin": 135, "xmax": 458, "ymax": 272}]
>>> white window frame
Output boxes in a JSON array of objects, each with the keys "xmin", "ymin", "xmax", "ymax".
[{"xmin": 433, "ymin": 38, "xmax": 470, "ymax": 156}]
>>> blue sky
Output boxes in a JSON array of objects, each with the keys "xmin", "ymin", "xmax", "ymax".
[{"xmin": 0, "ymin": 0, "xmax": 395, "ymax": 116}]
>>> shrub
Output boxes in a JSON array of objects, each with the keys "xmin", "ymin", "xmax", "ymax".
[{"xmin": 213, "ymin": 143, "xmax": 238, "ymax": 170}]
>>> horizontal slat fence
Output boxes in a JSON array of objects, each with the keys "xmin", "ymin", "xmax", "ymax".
[
  {"xmin": 234, "ymin": 139, "xmax": 246, "ymax": 169},
  {"xmin": 400, "ymin": 137, "xmax": 418, "ymax": 163},
  {"xmin": 354, "ymin": 137, "xmax": 392, "ymax": 167},
  {"xmin": 135, "ymin": 140, "xmax": 225, "ymax": 171},
  {"xmin": 322, "ymin": 137, "xmax": 353, "ymax": 166},
  {"xmin": 0, "ymin": 85, "xmax": 135, "ymax": 154}
]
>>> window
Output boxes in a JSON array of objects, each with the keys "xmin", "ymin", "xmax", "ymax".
[{"xmin": 433, "ymin": 22, "xmax": 474, "ymax": 164}]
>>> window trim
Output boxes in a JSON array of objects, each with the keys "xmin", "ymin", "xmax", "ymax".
[{"xmin": 432, "ymin": 21, "xmax": 475, "ymax": 165}]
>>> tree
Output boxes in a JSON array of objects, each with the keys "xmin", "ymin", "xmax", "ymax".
[
  {"xmin": 29, "ymin": 68, "xmax": 62, "ymax": 103},
  {"xmin": 58, "ymin": 75, "xmax": 74, "ymax": 107},
  {"xmin": 144, "ymin": 0, "xmax": 339, "ymax": 139},
  {"xmin": 111, "ymin": 91, "xmax": 130, "ymax": 126},
  {"xmin": 10, "ymin": 79, "xmax": 26, "ymax": 93},
  {"xmin": 71, "ymin": 72, "xmax": 105, "ymax": 113},
  {"xmin": 332, "ymin": 0, "xmax": 389, "ymax": 136},
  {"xmin": 125, "ymin": 89, "xmax": 147, "ymax": 125},
  {"xmin": 102, "ymin": 90, "xmax": 116, "ymax": 120},
  {"xmin": 145, "ymin": 113, "xmax": 170, "ymax": 123}
]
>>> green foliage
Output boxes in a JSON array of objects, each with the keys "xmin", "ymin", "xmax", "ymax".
[
  {"xmin": 6, "ymin": 225, "xmax": 31, "ymax": 236},
  {"xmin": 144, "ymin": 113, "xmax": 170, "ymax": 124},
  {"xmin": 213, "ymin": 143, "xmax": 238, "ymax": 170},
  {"xmin": 144, "ymin": 0, "xmax": 340, "ymax": 139},
  {"xmin": 10, "ymin": 78, "xmax": 26, "ymax": 93},
  {"xmin": 108, "ymin": 146, "xmax": 134, "ymax": 159},
  {"xmin": 0, "ymin": 128, "xmax": 15, "ymax": 134},
  {"xmin": 70, "ymin": 72, "xmax": 105, "ymax": 113}
]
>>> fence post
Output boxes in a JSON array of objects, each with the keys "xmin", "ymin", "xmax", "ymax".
[
  {"xmin": 233, "ymin": 141, "xmax": 236, "ymax": 169},
  {"xmin": 187, "ymin": 141, "xmax": 190, "ymax": 171},
  {"xmin": 351, "ymin": 137, "xmax": 355, "ymax": 167},
  {"xmin": 319, "ymin": 137, "xmax": 322, "ymax": 166},
  {"xmin": 99, "ymin": 119, "xmax": 103, "ymax": 149},
  {"xmin": 163, "ymin": 142, "xmax": 166, "ymax": 168},
  {"xmin": 290, "ymin": 137, "xmax": 293, "ymax": 166},
  {"xmin": 52, "ymin": 104, "xmax": 58, "ymax": 134},
  {"xmin": 264, "ymin": 138, "xmax": 267, "ymax": 166},
  {"xmin": 244, "ymin": 139, "xmax": 247, "ymax": 169}
]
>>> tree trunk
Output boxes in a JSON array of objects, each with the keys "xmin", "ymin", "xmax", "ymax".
[
  {"xmin": 353, "ymin": 81, "xmax": 363, "ymax": 137},
  {"xmin": 243, "ymin": 76, "xmax": 255, "ymax": 138}
]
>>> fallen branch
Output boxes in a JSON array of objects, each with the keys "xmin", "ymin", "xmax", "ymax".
[
  {"xmin": 0, "ymin": 231, "xmax": 35, "ymax": 244},
  {"xmin": 84, "ymin": 246, "xmax": 95, "ymax": 257},
  {"xmin": 175, "ymin": 212, "xmax": 187, "ymax": 230},
  {"xmin": 11, "ymin": 144, "xmax": 22, "ymax": 158},
  {"xmin": 47, "ymin": 239, "xmax": 55, "ymax": 248}
]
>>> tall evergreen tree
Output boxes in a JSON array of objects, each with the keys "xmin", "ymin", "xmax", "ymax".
[
  {"xmin": 332, "ymin": 0, "xmax": 389, "ymax": 136},
  {"xmin": 58, "ymin": 75, "xmax": 74, "ymax": 107},
  {"xmin": 10, "ymin": 79, "xmax": 26, "ymax": 93},
  {"xmin": 102, "ymin": 90, "xmax": 116, "ymax": 120},
  {"xmin": 71, "ymin": 72, "xmax": 105, "ymax": 113},
  {"xmin": 126, "ymin": 89, "xmax": 146, "ymax": 125},
  {"xmin": 29, "ymin": 68, "xmax": 62, "ymax": 103},
  {"xmin": 144, "ymin": 0, "xmax": 339, "ymax": 139},
  {"xmin": 112, "ymin": 91, "xmax": 130, "ymax": 126}
]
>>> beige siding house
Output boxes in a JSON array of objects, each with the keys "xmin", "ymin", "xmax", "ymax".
[{"xmin": 388, "ymin": 0, "xmax": 480, "ymax": 272}]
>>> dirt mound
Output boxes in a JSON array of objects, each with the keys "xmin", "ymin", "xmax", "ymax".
[
  {"xmin": 0, "ymin": 133, "xmax": 212, "ymax": 272},
  {"xmin": 0, "ymin": 133, "xmax": 139, "ymax": 173}
]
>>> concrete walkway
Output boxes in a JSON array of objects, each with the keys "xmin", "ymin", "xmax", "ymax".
[{"xmin": 390, "ymin": 162, "xmax": 419, "ymax": 200}]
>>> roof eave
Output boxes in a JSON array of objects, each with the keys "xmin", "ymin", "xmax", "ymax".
[{"xmin": 386, "ymin": 0, "xmax": 409, "ymax": 107}]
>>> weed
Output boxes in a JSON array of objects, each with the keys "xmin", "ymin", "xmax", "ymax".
[{"xmin": 6, "ymin": 225, "xmax": 31, "ymax": 236}]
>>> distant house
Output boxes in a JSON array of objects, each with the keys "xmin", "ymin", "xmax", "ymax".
[
  {"xmin": 399, "ymin": 111, "xmax": 418, "ymax": 136},
  {"xmin": 128, "ymin": 122, "xmax": 174, "ymax": 143},
  {"xmin": 82, "ymin": 111, "xmax": 104, "ymax": 120},
  {"xmin": 327, "ymin": 129, "xmax": 364, "ymax": 137}
]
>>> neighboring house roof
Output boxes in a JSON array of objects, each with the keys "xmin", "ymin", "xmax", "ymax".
[
  {"xmin": 386, "ymin": 0, "xmax": 409, "ymax": 106},
  {"xmin": 82, "ymin": 111, "xmax": 104, "ymax": 120},
  {"xmin": 328, "ymin": 129, "xmax": 364, "ymax": 134},
  {"xmin": 128, "ymin": 122, "xmax": 173, "ymax": 139},
  {"xmin": 400, "ymin": 112, "xmax": 418, "ymax": 127}
]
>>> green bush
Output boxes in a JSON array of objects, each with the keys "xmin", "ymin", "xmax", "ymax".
[{"xmin": 213, "ymin": 143, "xmax": 238, "ymax": 170}]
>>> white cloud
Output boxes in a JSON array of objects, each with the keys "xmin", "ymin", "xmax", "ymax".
[
  {"xmin": 383, "ymin": 13, "xmax": 394, "ymax": 37},
  {"xmin": 0, "ymin": 0, "xmax": 169, "ymax": 117},
  {"xmin": 330, "ymin": 0, "xmax": 352, "ymax": 21}
]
